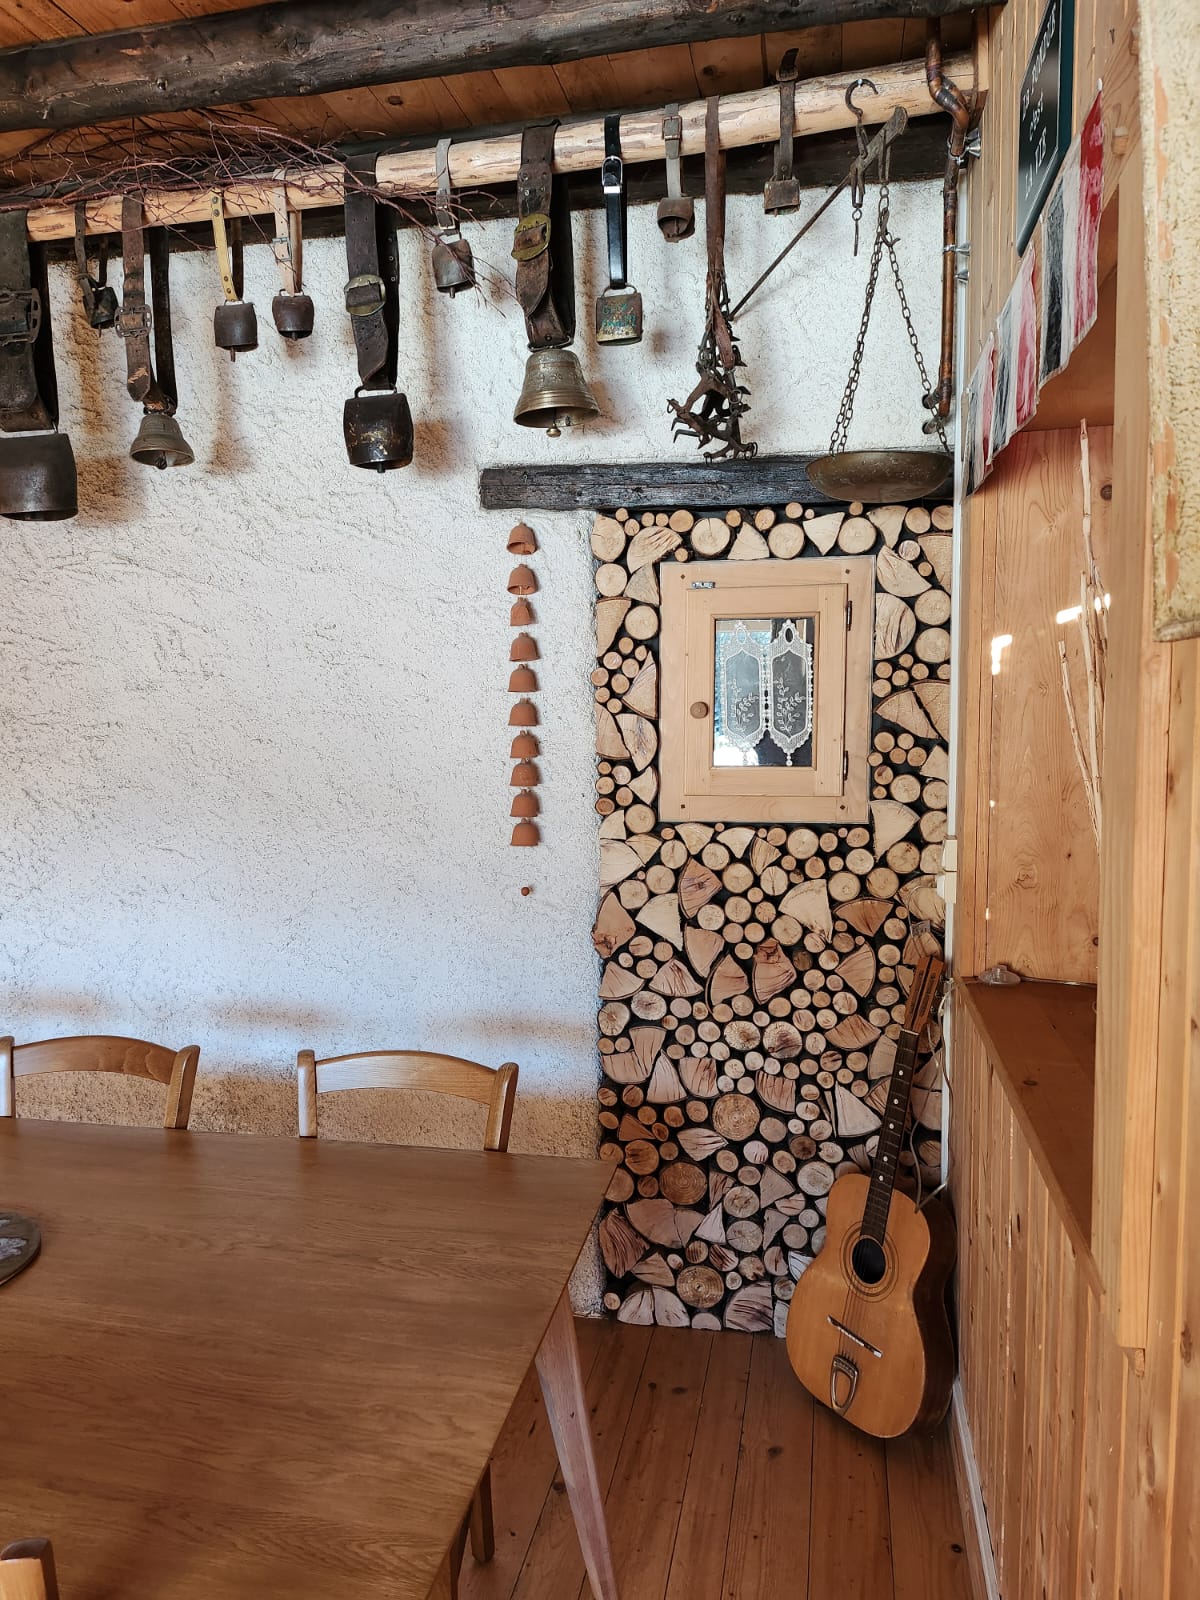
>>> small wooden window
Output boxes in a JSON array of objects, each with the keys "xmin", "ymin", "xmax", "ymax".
[{"xmin": 659, "ymin": 557, "xmax": 873, "ymax": 823}]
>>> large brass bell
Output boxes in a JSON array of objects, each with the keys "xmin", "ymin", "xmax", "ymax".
[
  {"xmin": 514, "ymin": 347, "xmax": 599, "ymax": 437},
  {"xmin": 129, "ymin": 410, "xmax": 195, "ymax": 470},
  {"xmin": 213, "ymin": 298, "xmax": 258, "ymax": 357},
  {"xmin": 432, "ymin": 236, "xmax": 475, "ymax": 296},
  {"xmin": 344, "ymin": 388, "xmax": 414, "ymax": 472},
  {"xmin": 0, "ymin": 431, "xmax": 77, "ymax": 520},
  {"xmin": 271, "ymin": 291, "xmax": 315, "ymax": 340}
]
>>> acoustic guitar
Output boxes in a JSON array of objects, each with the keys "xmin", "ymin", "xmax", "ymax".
[{"xmin": 785, "ymin": 953, "xmax": 954, "ymax": 1438}]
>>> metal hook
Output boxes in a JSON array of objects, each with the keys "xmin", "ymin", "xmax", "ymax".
[{"xmin": 845, "ymin": 77, "xmax": 879, "ymax": 161}]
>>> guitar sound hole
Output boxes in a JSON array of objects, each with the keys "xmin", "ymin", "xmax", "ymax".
[{"xmin": 851, "ymin": 1236, "xmax": 887, "ymax": 1286}]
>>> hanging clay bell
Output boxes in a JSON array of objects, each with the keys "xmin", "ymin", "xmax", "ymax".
[
  {"xmin": 511, "ymin": 819, "xmax": 540, "ymax": 847},
  {"xmin": 510, "ymin": 732, "xmax": 540, "ymax": 759},
  {"xmin": 507, "ymin": 565, "xmax": 538, "ymax": 595},
  {"xmin": 510, "ymin": 632, "xmax": 539, "ymax": 662},
  {"xmin": 509, "ymin": 700, "xmax": 539, "ymax": 729},
  {"xmin": 510, "ymin": 598, "xmax": 535, "ymax": 627},
  {"xmin": 511, "ymin": 790, "xmax": 540, "ymax": 818},
  {"xmin": 509, "ymin": 665, "xmax": 538, "ymax": 694},
  {"xmin": 507, "ymin": 522, "xmax": 538, "ymax": 555},
  {"xmin": 510, "ymin": 760, "xmax": 540, "ymax": 787}
]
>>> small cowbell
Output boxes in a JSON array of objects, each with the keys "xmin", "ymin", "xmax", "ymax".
[
  {"xmin": 431, "ymin": 235, "xmax": 475, "ymax": 296},
  {"xmin": 0, "ymin": 431, "xmax": 78, "ymax": 520},
  {"xmin": 514, "ymin": 347, "xmax": 599, "ymax": 437},
  {"xmin": 214, "ymin": 298, "xmax": 258, "ymax": 358},
  {"xmin": 271, "ymin": 291, "xmax": 315, "ymax": 340},
  {"xmin": 130, "ymin": 410, "xmax": 195, "ymax": 470},
  {"xmin": 86, "ymin": 283, "xmax": 120, "ymax": 331},
  {"xmin": 656, "ymin": 196, "xmax": 695, "ymax": 241},
  {"xmin": 343, "ymin": 389, "xmax": 414, "ymax": 472}
]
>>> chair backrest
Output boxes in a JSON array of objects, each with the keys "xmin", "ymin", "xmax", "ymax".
[
  {"xmin": 297, "ymin": 1049, "xmax": 518, "ymax": 1151},
  {"xmin": 0, "ymin": 1035, "xmax": 199, "ymax": 1130},
  {"xmin": 0, "ymin": 1538, "xmax": 59, "ymax": 1600}
]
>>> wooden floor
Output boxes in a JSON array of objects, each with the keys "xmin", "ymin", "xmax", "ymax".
[{"xmin": 462, "ymin": 1319, "xmax": 972, "ymax": 1600}]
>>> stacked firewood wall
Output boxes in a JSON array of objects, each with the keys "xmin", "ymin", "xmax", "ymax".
[{"xmin": 592, "ymin": 497, "xmax": 952, "ymax": 1335}]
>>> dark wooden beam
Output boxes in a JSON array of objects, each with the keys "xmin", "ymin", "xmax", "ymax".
[
  {"xmin": 0, "ymin": 0, "xmax": 994, "ymax": 134},
  {"xmin": 480, "ymin": 458, "xmax": 847, "ymax": 511}
]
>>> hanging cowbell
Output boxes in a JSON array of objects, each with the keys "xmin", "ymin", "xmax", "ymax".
[
  {"xmin": 342, "ymin": 161, "xmax": 413, "ymax": 471},
  {"xmin": 0, "ymin": 210, "xmax": 78, "ymax": 520},
  {"xmin": 73, "ymin": 202, "xmax": 118, "ymax": 331},
  {"xmin": 430, "ymin": 137, "xmax": 475, "ymax": 296},
  {"xmin": 210, "ymin": 193, "xmax": 257, "ymax": 358},
  {"xmin": 656, "ymin": 104, "xmax": 695, "ymax": 241},
  {"xmin": 511, "ymin": 119, "xmax": 598, "ymax": 435},
  {"xmin": 595, "ymin": 115, "xmax": 643, "ymax": 345},
  {"xmin": 270, "ymin": 188, "xmax": 314, "ymax": 339},
  {"xmin": 118, "ymin": 198, "xmax": 195, "ymax": 471}
]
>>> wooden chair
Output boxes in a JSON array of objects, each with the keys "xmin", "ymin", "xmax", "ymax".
[
  {"xmin": 0, "ymin": 1035, "xmax": 200, "ymax": 1130},
  {"xmin": 297, "ymin": 1046, "xmax": 518, "ymax": 1578},
  {"xmin": 0, "ymin": 1539, "xmax": 59, "ymax": 1600}
]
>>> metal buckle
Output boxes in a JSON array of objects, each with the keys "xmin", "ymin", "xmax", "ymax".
[
  {"xmin": 662, "ymin": 112, "xmax": 682, "ymax": 150},
  {"xmin": 115, "ymin": 302, "xmax": 152, "ymax": 339},
  {"xmin": 0, "ymin": 287, "xmax": 41, "ymax": 346},
  {"xmin": 601, "ymin": 155, "xmax": 623, "ymax": 196},
  {"xmin": 511, "ymin": 212, "xmax": 551, "ymax": 262},
  {"xmin": 344, "ymin": 273, "xmax": 386, "ymax": 316}
]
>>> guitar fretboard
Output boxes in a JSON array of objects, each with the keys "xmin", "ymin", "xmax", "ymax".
[{"xmin": 861, "ymin": 1027, "xmax": 920, "ymax": 1244}]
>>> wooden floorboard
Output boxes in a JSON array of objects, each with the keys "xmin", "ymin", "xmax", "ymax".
[{"xmin": 476, "ymin": 1319, "xmax": 971, "ymax": 1600}]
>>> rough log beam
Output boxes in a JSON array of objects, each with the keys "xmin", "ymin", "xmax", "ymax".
[
  {"xmin": 479, "ymin": 458, "xmax": 947, "ymax": 510},
  {"xmin": 25, "ymin": 51, "xmax": 975, "ymax": 241},
  {"xmin": 0, "ymin": 0, "xmax": 993, "ymax": 135}
]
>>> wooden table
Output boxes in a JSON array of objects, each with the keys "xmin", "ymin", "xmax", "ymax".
[{"xmin": 0, "ymin": 1120, "xmax": 616, "ymax": 1599}]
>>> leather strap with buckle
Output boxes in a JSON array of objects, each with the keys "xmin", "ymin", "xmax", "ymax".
[
  {"xmin": 73, "ymin": 202, "xmax": 118, "ymax": 331},
  {"xmin": 118, "ymin": 196, "xmax": 179, "ymax": 415},
  {"xmin": 0, "ymin": 209, "xmax": 57, "ymax": 432},
  {"xmin": 602, "ymin": 114, "xmax": 627, "ymax": 290},
  {"xmin": 657, "ymin": 104, "xmax": 695, "ymax": 240},
  {"xmin": 513, "ymin": 120, "xmax": 574, "ymax": 349},
  {"xmin": 764, "ymin": 48, "xmax": 801, "ymax": 213},
  {"xmin": 343, "ymin": 156, "xmax": 399, "ymax": 390}
]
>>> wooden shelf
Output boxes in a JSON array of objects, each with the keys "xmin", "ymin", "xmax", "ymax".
[{"xmin": 956, "ymin": 977, "xmax": 1096, "ymax": 1270}]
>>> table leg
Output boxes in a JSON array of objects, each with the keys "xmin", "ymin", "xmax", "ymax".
[{"xmin": 534, "ymin": 1293, "xmax": 619, "ymax": 1600}]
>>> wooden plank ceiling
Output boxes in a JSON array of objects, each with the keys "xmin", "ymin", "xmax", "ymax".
[{"xmin": 0, "ymin": 2, "xmax": 974, "ymax": 174}]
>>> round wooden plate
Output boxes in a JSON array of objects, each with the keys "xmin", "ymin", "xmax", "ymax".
[{"xmin": 0, "ymin": 1211, "xmax": 41, "ymax": 1287}]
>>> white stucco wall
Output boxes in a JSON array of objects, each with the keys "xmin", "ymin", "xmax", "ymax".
[{"xmin": 0, "ymin": 184, "xmax": 942, "ymax": 1305}]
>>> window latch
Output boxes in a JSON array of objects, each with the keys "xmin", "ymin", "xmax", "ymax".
[
  {"xmin": 691, "ymin": 580, "xmax": 715, "ymax": 589},
  {"xmin": 845, "ymin": 599, "xmax": 853, "ymax": 630}
]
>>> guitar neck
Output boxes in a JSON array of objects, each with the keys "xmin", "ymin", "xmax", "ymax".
[{"xmin": 861, "ymin": 1026, "xmax": 921, "ymax": 1243}]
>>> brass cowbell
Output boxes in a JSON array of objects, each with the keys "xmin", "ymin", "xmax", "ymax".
[
  {"xmin": 513, "ymin": 348, "xmax": 599, "ymax": 438},
  {"xmin": 129, "ymin": 410, "xmax": 195, "ymax": 470}
]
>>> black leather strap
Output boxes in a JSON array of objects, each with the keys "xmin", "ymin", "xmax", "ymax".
[
  {"xmin": 513, "ymin": 121, "xmax": 574, "ymax": 349},
  {"xmin": 602, "ymin": 114, "xmax": 627, "ymax": 290},
  {"xmin": 73, "ymin": 202, "xmax": 117, "ymax": 330},
  {"xmin": 344, "ymin": 156, "xmax": 399, "ymax": 390},
  {"xmin": 0, "ymin": 209, "xmax": 56, "ymax": 433},
  {"xmin": 118, "ymin": 198, "xmax": 178, "ymax": 414}
]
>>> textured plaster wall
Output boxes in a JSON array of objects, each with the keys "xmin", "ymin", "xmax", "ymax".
[{"xmin": 0, "ymin": 184, "xmax": 941, "ymax": 1309}]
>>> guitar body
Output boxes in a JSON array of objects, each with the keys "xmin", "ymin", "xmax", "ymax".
[{"xmin": 785, "ymin": 1173, "xmax": 956, "ymax": 1438}]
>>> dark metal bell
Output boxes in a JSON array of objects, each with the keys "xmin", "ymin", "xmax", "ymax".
[
  {"xmin": 432, "ymin": 235, "xmax": 475, "ymax": 296},
  {"xmin": 656, "ymin": 196, "xmax": 696, "ymax": 241},
  {"xmin": 271, "ymin": 291, "xmax": 315, "ymax": 339},
  {"xmin": 213, "ymin": 299, "xmax": 258, "ymax": 356},
  {"xmin": 0, "ymin": 430, "xmax": 77, "ymax": 520},
  {"xmin": 129, "ymin": 410, "xmax": 195, "ymax": 470},
  {"xmin": 343, "ymin": 390, "xmax": 414, "ymax": 472},
  {"xmin": 88, "ymin": 283, "xmax": 120, "ymax": 331}
]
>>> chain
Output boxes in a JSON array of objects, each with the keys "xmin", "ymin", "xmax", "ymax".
[{"xmin": 829, "ymin": 169, "xmax": 951, "ymax": 457}]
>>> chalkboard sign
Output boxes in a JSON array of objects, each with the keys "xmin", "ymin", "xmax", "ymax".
[{"xmin": 1016, "ymin": 0, "xmax": 1075, "ymax": 254}]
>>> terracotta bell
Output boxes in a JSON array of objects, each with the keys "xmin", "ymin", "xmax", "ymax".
[
  {"xmin": 510, "ymin": 760, "xmax": 540, "ymax": 787},
  {"xmin": 271, "ymin": 290, "xmax": 315, "ymax": 339},
  {"xmin": 508, "ymin": 701, "xmax": 539, "ymax": 729},
  {"xmin": 343, "ymin": 389, "xmax": 414, "ymax": 472},
  {"xmin": 508, "ymin": 665, "xmax": 538, "ymax": 694},
  {"xmin": 509, "ymin": 632, "xmax": 539, "ymax": 662},
  {"xmin": 513, "ymin": 347, "xmax": 599, "ymax": 437},
  {"xmin": 0, "ymin": 432, "xmax": 78, "ymax": 520},
  {"xmin": 129, "ymin": 411, "xmax": 195, "ymax": 470},
  {"xmin": 507, "ymin": 564, "xmax": 538, "ymax": 596},
  {"xmin": 510, "ymin": 732, "xmax": 540, "ymax": 759},
  {"xmin": 509, "ymin": 598, "xmax": 535, "ymax": 627},
  {"xmin": 510, "ymin": 819, "xmax": 540, "ymax": 847},
  {"xmin": 507, "ymin": 522, "xmax": 538, "ymax": 555},
  {"xmin": 510, "ymin": 789, "xmax": 540, "ymax": 819}
]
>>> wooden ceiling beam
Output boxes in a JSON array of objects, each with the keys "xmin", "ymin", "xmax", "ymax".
[{"xmin": 0, "ymin": 0, "xmax": 995, "ymax": 134}]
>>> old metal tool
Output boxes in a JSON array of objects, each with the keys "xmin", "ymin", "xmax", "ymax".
[
  {"xmin": 668, "ymin": 97, "xmax": 754, "ymax": 461},
  {"xmin": 763, "ymin": 49, "xmax": 800, "ymax": 213}
]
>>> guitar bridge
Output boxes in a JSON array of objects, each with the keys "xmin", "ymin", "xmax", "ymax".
[{"xmin": 830, "ymin": 1352, "xmax": 859, "ymax": 1412}]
